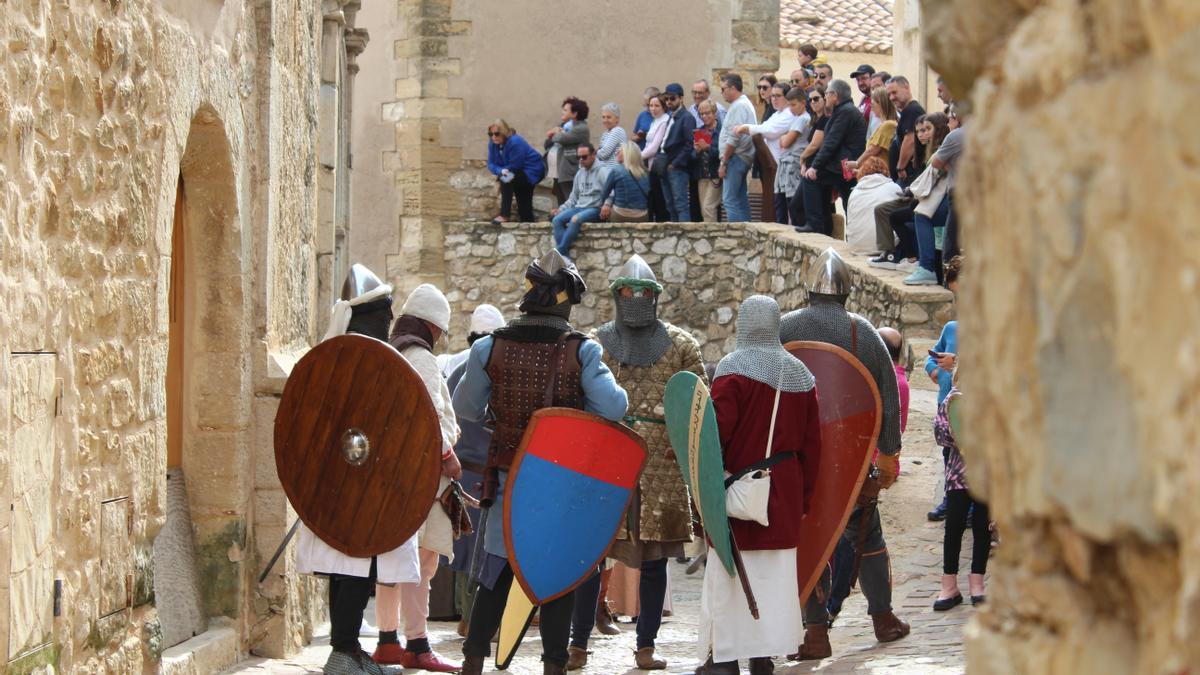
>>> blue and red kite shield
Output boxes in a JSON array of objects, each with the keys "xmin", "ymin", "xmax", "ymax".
[
  {"xmin": 784, "ymin": 341, "xmax": 881, "ymax": 602},
  {"xmin": 503, "ymin": 408, "xmax": 648, "ymax": 605}
]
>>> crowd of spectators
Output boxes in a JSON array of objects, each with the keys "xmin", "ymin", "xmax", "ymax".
[{"xmin": 483, "ymin": 44, "xmax": 965, "ymax": 288}]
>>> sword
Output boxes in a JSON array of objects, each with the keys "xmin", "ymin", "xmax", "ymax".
[
  {"xmin": 258, "ymin": 518, "xmax": 302, "ymax": 584},
  {"xmin": 728, "ymin": 529, "xmax": 760, "ymax": 620},
  {"xmin": 849, "ymin": 466, "xmax": 882, "ymax": 589}
]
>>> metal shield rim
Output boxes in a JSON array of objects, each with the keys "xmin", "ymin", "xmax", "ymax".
[
  {"xmin": 273, "ymin": 334, "xmax": 443, "ymax": 557},
  {"xmin": 503, "ymin": 407, "xmax": 649, "ymax": 605},
  {"xmin": 783, "ymin": 340, "xmax": 882, "ymax": 602}
]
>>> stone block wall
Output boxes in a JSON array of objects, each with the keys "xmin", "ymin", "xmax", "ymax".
[
  {"xmin": 0, "ymin": 0, "xmax": 332, "ymax": 670},
  {"xmin": 923, "ymin": 0, "xmax": 1200, "ymax": 672},
  {"xmin": 442, "ymin": 222, "xmax": 951, "ymax": 363}
]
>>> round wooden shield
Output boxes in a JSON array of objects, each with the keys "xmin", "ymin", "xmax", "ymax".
[
  {"xmin": 784, "ymin": 340, "xmax": 882, "ymax": 603},
  {"xmin": 274, "ymin": 334, "xmax": 442, "ymax": 558}
]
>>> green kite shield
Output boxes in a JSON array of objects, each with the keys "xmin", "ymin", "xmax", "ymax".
[
  {"xmin": 664, "ymin": 371, "xmax": 736, "ymax": 576},
  {"xmin": 784, "ymin": 341, "xmax": 882, "ymax": 602},
  {"xmin": 274, "ymin": 334, "xmax": 443, "ymax": 558}
]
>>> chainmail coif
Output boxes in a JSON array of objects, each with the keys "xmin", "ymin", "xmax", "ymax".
[
  {"xmin": 594, "ymin": 294, "xmax": 672, "ymax": 367},
  {"xmin": 779, "ymin": 294, "xmax": 902, "ymax": 454},
  {"xmin": 714, "ymin": 295, "xmax": 815, "ymax": 393}
]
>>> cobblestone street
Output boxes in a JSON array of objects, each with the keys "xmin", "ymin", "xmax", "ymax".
[{"xmin": 228, "ymin": 388, "xmax": 983, "ymax": 675}]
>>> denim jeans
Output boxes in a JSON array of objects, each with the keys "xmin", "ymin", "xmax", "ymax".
[
  {"xmin": 551, "ymin": 207, "xmax": 600, "ymax": 256},
  {"xmin": 662, "ymin": 167, "xmax": 691, "ymax": 222},
  {"xmin": 914, "ymin": 195, "xmax": 950, "ymax": 273},
  {"xmin": 721, "ymin": 155, "xmax": 751, "ymax": 222}
]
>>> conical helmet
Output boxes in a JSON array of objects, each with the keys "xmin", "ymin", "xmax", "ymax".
[
  {"xmin": 807, "ymin": 248, "xmax": 851, "ymax": 296},
  {"xmin": 341, "ymin": 263, "xmax": 386, "ymax": 303},
  {"xmin": 610, "ymin": 254, "xmax": 663, "ymax": 294}
]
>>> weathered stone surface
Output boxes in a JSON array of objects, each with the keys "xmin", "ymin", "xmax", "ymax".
[
  {"xmin": 441, "ymin": 222, "xmax": 951, "ymax": 359},
  {"xmin": 923, "ymin": 1, "xmax": 1200, "ymax": 672}
]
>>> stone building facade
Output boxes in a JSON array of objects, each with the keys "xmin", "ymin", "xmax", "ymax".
[
  {"xmin": 350, "ymin": 0, "xmax": 783, "ymax": 296},
  {"xmin": 0, "ymin": 1, "xmax": 366, "ymax": 671},
  {"xmin": 924, "ymin": 0, "xmax": 1200, "ymax": 672}
]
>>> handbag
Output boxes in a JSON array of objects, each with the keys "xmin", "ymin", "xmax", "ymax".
[
  {"xmin": 650, "ymin": 153, "xmax": 669, "ymax": 177},
  {"xmin": 910, "ymin": 164, "xmax": 949, "ymax": 218},
  {"xmin": 724, "ymin": 383, "xmax": 782, "ymax": 527}
]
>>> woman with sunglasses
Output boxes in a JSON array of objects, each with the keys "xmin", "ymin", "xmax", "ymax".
[
  {"xmin": 486, "ymin": 119, "xmax": 545, "ymax": 224},
  {"xmin": 787, "ymin": 87, "xmax": 829, "ymax": 229}
]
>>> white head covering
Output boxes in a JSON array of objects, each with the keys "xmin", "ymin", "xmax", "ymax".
[
  {"xmin": 401, "ymin": 283, "xmax": 451, "ymax": 334},
  {"xmin": 322, "ymin": 264, "xmax": 393, "ymax": 342},
  {"xmin": 469, "ymin": 304, "xmax": 506, "ymax": 334}
]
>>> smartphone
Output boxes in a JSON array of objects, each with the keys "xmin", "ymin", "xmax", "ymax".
[{"xmin": 928, "ymin": 349, "xmax": 940, "ymax": 358}]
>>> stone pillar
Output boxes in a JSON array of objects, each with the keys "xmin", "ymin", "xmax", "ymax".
[{"xmin": 922, "ymin": 0, "xmax": 1200, "ymax": 672}]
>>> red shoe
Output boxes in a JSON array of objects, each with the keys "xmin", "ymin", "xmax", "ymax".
[
  {"xmin": 403, "ymin": 650, "xmax": 462, "ymax": 672},
  {"xmin": 371, "ymin": 642, "xmax": 408, "ymax": 665}
]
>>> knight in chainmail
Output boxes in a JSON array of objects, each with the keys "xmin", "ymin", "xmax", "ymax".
[
  {"xmin": 778, "ymin": 247, "xmax": 910, "ymax": 660},
  {"xmin": 567, "ymin": 254, "xmax": 706, "ymax": 672},
  {"xmin": 451, "ymin": 249, "xmax": 628, "ymax": 675},
  {"xmin": 296, "ymin": 264, "xmax": 406, "ymax": 675},
  {"xmin": 696, "ymin": 296, "xmax": 823, "ymax": 675}
]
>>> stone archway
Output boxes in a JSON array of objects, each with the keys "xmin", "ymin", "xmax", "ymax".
[{"xmin": 154, "ymin": 106, "xmax": 253, "ymax": 651}]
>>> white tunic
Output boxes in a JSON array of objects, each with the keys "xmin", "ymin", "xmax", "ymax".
[
  {"xmin": 295, "ymin": 343, "xmax": 459, "ymax": 579},
  {"xmin": 698, "ymin": 548, "xmax": 803, "ymax": 663}
]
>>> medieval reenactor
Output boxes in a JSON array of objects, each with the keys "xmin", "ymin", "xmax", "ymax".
[
  {"xmin": 695, "ymin": 295, "xmax": 823, "ymax": 675},
  {"xmin": 295, "ymin": 264, "xmax": 422, "ymax": 675},
  {"xmin": 444, "ymin": 305, "xmax": 507, "ymax": 636},
  {"xmin": 437, "ymin": 303, "xmax": 506, "ymax": 378},
  {"xmin": 452, "ymin": 250, "xmax": 629, "ymax": 675},
  {"xmin": 372, "ymin": 283, "xmax": 463, "ymax": 672},
  {"xmin": 568, "ymin": 254, "xmax": 705, "ymax": 671},
  {"xmin": 779, "ymin": 248, "xmax": 909, "ymax": 658}
]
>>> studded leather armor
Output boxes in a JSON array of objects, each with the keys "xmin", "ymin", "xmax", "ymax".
[{"xmin": 484, "ymin": 333, "xmax": 585, "ymax": 471}]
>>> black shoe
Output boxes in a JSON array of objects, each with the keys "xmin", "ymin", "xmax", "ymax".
[
  {"xmin": 868, "ymin": 250, "xmax": 899, "ymax": 270},
  {"xmin": 933, "ymin": 594, "xmax": 963, "ymax": 611},
  {"xmin": 794, "ymin": 226, "xmax": 818, "ymax": 233},
  {"xmin": 927, "ymin": 503, "xmax": 947, "ymax": 522},
  {"xmin": 971, "ymin": 594, "xmax": 986, "ymax": 606}
]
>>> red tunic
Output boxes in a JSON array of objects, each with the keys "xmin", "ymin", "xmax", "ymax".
[{"xmin": 710, "ymin": 374, "xmax": 822, "ymax": 551}]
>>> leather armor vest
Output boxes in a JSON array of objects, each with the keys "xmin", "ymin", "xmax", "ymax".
[{"xmin": 485, "ymin": 333, "xmax": 585, "ymax": 470}]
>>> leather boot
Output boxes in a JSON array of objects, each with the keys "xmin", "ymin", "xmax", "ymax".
[
  {"xmin": 460, "ymin": 654, "xmax": 485, "ymax": 675},
  {"xmin": 543, "ymin": 659, "xmax": 568, "ymax": 675},
  {"xmin": 749, "ymin": 656, "xmax": 775, "ymax": 674},
  {"xmin": 792, "ymin": 623, "xmax": 832, "ymax": 660},
  {"xmin": 566, "ymin": 646, "xmax": 588, "ymax": 671},
  {"xmin": 872, "ymin": 611, "xmax": 911, "ymax": 642},
  {"xmin": 691, "ymin": 656, "xmax": 739, "ymax": 674},
  {"xmin": 635, "ymin": 647, "xmax": 667, "ymax": 670},
  {"xmin": 595, "ymin": 601, "xmax": 621, "ymax": 635}
]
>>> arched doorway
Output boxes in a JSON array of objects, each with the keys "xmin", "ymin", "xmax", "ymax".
[{"xmin": 154, "ymin": 107, "xmax": 252, "ymax": 650}]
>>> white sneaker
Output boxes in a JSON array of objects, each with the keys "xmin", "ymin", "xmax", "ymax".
[
  {"xmin": 896, "ymin": 258, "xmax": 917, "ymax": 272},
  {"xmin": 904, "ymin": 267, "xmax": 939, "ymax": 286}
]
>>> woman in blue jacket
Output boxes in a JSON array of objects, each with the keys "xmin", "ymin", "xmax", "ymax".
[
  {"xmin": 487, "ymin": 119, "xmax": 546, "ymax": 224},
  {"xmin": 599, "ymin": 141, "xmax": 652, "ymax": 222}
]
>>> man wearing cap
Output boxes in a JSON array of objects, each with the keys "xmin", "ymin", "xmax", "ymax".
[
  {"xmin": 694, "ymin": 296, "xmax": 823, "ymax": 675},
  {"xmin": 849, "ymin": 64, "xmax": 879, "ymax": 139},
  {"xmin": 372, "ymin": 283, "xmax": 464, "ymax": 673},
  {"xmin": 568, "ymin": 254, "xmax": 705, "ymax": 671},
  {"xmin": 779, "ymin": 248, "xmax": 909, "ymax": 660},
  {"xmin": 438, "ymin": 304, "xmax": 506, "ymax": 378},
  {"xmin": 295, "ymin": 264, "xmax": 421, "ymax": 675},
  {"xmin": 453, "ymin": 250, "xmax": 628, "ymax": 675},
  {"xmin": 659, "ymin": 82, "xmax": 697, "ymax": 222}
]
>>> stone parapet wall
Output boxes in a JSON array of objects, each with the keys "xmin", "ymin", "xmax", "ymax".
[{"xmin": 442, "ymin": 222, "xmax": 952, "ymax": 363}]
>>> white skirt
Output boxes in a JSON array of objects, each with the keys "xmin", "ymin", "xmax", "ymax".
[
  {"xmin": 698, "ymin": 548, "xmax": 802, "ymax": 663},
  {"xmin": 296, "ymin": 525, "xmax": 420, "ymax": 584}
]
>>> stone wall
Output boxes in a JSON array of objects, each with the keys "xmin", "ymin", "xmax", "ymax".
[
  {"xmin": 923, "ymin": 0, "xmax": 1200, "ymax": 672},
  {"xmin": 0, "ymin": 0, "xmax": 341, "ymax": 670},
  {"xmin": 442, "ymin": 222, "xmax": 951, "ymax": 362}
]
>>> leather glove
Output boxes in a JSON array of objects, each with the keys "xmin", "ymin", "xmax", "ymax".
[{"xmin": 876, "ymin": 452, "xmax": 900, "ymax": 489}]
